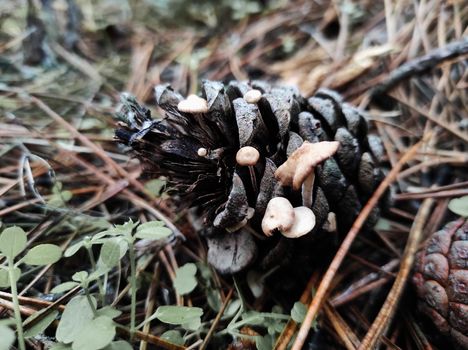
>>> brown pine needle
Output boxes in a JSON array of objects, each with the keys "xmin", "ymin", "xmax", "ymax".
[{"xmin": 291, "ymin": 138, "xmax": 426, "ymax": 350}]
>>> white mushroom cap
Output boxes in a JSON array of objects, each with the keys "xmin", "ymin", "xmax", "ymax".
[
  {"xmin": 197, "ymin": 147, "xmax": 208, "ymax": 157},
  {"xmin": 275, "ymin": 141, "xmax": 340, "ymax": 190},
  {"xmin": 236, "ymin": 146, "xmax": 260, "ymax": 166},
  {"xmin": 261, "ymin": 197, "xmax": 295, "ymax": 237},
  {"xmin": 281, "ymin": 206, "xmax": 316, "ymax": 238},
  {"xmin": 243, "ymin": 89, "xmax": 262, "ymax": 104},
  {"xmin": 177, "ymin": 95, "xmax": 209, "ymax": 113}
]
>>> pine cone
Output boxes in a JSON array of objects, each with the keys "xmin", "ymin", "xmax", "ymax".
[
  {"xmin": 115, "ymin": 80, "xmax": 390, "ymax": 274},
  {"xmin": 413, "ymin": 218, "xmax": 468, "ymax": 349}
]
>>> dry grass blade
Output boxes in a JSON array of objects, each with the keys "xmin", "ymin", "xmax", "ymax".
[{"xmin": 291, "ymin": 138, "xmax": 427, "ymax": 350}]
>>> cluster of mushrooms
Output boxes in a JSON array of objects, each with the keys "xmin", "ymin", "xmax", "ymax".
[{"xmin": 175, "ymin": 89, "xmax": 339, "ymax": 240}]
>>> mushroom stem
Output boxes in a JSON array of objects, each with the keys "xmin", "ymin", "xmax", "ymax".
[
  {"xmin": 248, "ymin": 166, "xmax": 258, "ymax": 194},
  {"xmin": 301, "ymin": 172, "xmax": 315, "ymax": 208}
]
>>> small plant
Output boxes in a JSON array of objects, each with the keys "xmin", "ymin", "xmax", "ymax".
[
  {"xmin": 1, "ymin": 220, "xmax": 311, "ymax": 349},
  {"xmin": 0, "ymin": 226, "xmax": 62, "ymax": 350},
  {"xmin": 50, "ymin": 219, "xmax": 204, "ymax": 349}
]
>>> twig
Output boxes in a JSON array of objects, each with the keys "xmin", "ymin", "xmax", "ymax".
[
  {"xmin": 358, "ymin": 197, "xmax": 434, "ymax": 349},
  {"xmin": 291, "ymin": 138, "xmax": 425, "ymax": 350},
  {"xmin": 371, "ymin": 38, "xmax": 468, "ymax": 97}
]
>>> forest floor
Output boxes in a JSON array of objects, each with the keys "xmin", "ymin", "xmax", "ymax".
[{"xmin": 0, "ymin": 0, "xmax": 467, "ymax": 349}]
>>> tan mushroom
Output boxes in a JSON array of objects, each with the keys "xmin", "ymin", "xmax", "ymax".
[
  {"xmin": 243, "ymin": 89, "xmax": 262, "ymax": 104},
  {"xmin": 236, "ymin": 146, "xmax": 260, "ymax": 193},
  {"xmin": 261, "ymin": 198, "xmax": 316, "ymax": 238},
  {"xmin": 261, "ymin": 197, "xmax": 295, "ymax": 237},
  {"xmin": 236, "ymin": 146, "xmax": 260, "ymax": 166},
  {"xmin": 177, "ymin": 94, "xmax": 209, "ymax": 113},
  {"xmin": 275, "ymin": 141, "xmax": 339, "ymax": 208},
  {"xmin": 281, "ymin": 206, "xmax": 316, "ymax": 238}
]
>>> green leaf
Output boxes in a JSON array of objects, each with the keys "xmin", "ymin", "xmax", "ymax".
[
  {"xmin": 225, "ymin": 299, "xmax": 241, "ymax": 318},
  {"xmin": 50, "ymin": 281, "xmax": 79, "ymax": 294},
  {"xmin": 207, "ymin": 289, "xmax": 222, "ymax": 312},
  {"xmin": 96, "ymin": 306, "xmax": 122, "ymax": 319},
  {"xmin": 88, "ymin": 263, "xmax": 110, "ymax": 281},
  {"xmin": 0, "ymin": 325, "xmax": 15, "ymax": 350},
  {"xmin": 0, "ymin": 226, "xmax": 27, "ymax": 259},
  {"xmin": 0, "ymin": 267, "xmax": 21, "ymax": 288},
  {"xmin": 100, "ymin": 239, "xmax": 121, "ymax": 268},
  {"xmin": 93, "ymin": 220, "xmax": 138, "ymax": 240},
  {"xmin": 448, "ymin": 196, "xmax": 468, "ymax": 217},
  {"xmin": 0, "ymin": 319, "xmax": 15, "ymax": 327},
  {"xmin": 173, "ymin": 263, "xmax": 197, "ymax": 295},
  {"xmin": 241, "ymin": 311, "xmax": 265, "ymax": 326},
  {"xmin": 113, "ymin": 220, "xmax": 139, "ymax": 235},
  {"xmin": 72, "ymin": 316, "xmax": 116, "ymax": 350},
  {"xmin": 102, "ymin": 341, "xmax": 133, "ymax": 350},
  {"xmin": 182, "ymin": 317, "xmax": 201, "ymax": 331},
  {"xmin": 256, "ymin": 335, "xmax": 273, "ymax": 350},
  {"xmin": 72, "ymin": 271, "xmax": 89, "ymax": 283},
  {"xmin": 24, "ymin": 310, "xmax": 59, "ymax": 338},
  {"xmin": 149, "ymin": 306, "xmax": 203, "ymax": 328},
  {"xmin": 64, "ymin": 241, "xmax": 84, "ymax": 258},
  {"xmin": 291, "ymin": 302, "xmax": 307, "ymax": 324},
  {"xmin": 134, "ymin": 222, "xmax": 172, "ymax": 240},
  {"xmin": 56, "ymin": 295, "xmax": 96, "ymax": 344},
  {"xmin": 161, "ymin": 330, "xmax": 185, "ymax": 346},
  {"xmin": 23, "ymin": 244, "xmax": 62, "ymax": 266},
  {"xmin": 144, "ymin": 178, "xmax": 166, "ymax": 198}
]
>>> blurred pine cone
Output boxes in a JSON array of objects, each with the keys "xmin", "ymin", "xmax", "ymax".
[
  {"xmin": 115, "ymin": 80, "xmax": 390, "ymax": 274},
  {"xmin": 413, "ymin": 218, "xmax": 468, "ymax": 350}
]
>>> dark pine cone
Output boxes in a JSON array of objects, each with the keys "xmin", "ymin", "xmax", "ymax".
[
  {"xmin": 413, "ymin": 218, "xmax": 468, "ymax": 349},
  {"xmin": 115, "ymin": 80, "xmax": 390, "ymax": 274}
]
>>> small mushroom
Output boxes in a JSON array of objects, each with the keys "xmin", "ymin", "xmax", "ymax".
[
  {"xmin": 236, "ymin": 146, "xmax": 260, "ymax": 166},
  {"xmin": 243, "ymin": 89, "xmax": 262, "ymax": 104},
  {"xmin": 177, "ymin": 94, "xmax": 209, "ymax": 114},
  {"xmin": 197, "ymin": 147, "xmax": 208, "ymax": 157},
  {"xmin": 236, "ymin": 146, "xmax": 260, "ymax": 193},
  {"xmin": 261, "ymin": 197, "xmax": 316, "ymax": 239},
  {"xmin": 281, "ymin": 206, "xmax": 316, "ymax": 238},
  {"xmin": 275, "ymin": 141, "xmax": 340, "ymax": 208},
  {"xmin": 261, "ymin": 197, "xmax": 295, "ymax": 237}
]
